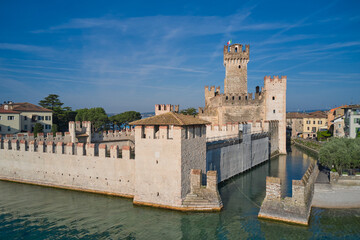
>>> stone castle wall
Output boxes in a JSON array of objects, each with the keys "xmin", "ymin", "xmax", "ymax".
[
  {"xmin": 258, "ymin": 161, "xmax": 319, "ymax": 225},
  {"xmin": 205, "ymin": 122, "xmax": 241, "ymax": 141},
  {"xmin": 0, "ymin": 139, "xmax": 135, "ymax": 197},
  {"xmin": 206, "ymin": 124, "xmax": 270, "ymax": 182},
  {"xmin": 199, "ymin": 86, "xmax": 264, "ymax": 126},
  {"xmin": 0, "ymin": 121, "xmax": 135, "ymax": 148}
]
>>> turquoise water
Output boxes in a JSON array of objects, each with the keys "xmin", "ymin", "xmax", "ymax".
[{"xmin": 0, "ymin": 146, "xmax": 360, "ymax": 239}]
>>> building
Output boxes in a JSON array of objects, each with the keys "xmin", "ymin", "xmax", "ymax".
[
  {"xmin": 286, "ymin": 111, "xmax": 327, "ymax": 139},
  {"xmin": 333, "ymin": 115, "xmax": 345, "ymax": 138},
  {"xmin": 198, "ymin": 43, "xmax": 287, "ymax": 154},
  {"xmin": 0, "ymin": 101, "xmax": 52, "ymax": 134},
  {"xmin": 303, "ymin": 111, "xmax": 327, "ymax": 139},
  {"xmin": 286, "ymin": 112, "xmax": 305, "ymax": 137},
  {"xmin": 343, "ymin": 105, "xmax": 360, "ymax": 138},
  {"xmin": 327, "ymin": 105, "xmax": 347, "ymax": 130}
]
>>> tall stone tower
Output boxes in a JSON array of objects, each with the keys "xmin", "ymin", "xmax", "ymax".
[
  {"xmin": 264, "ymin": 76, "xmax": 287, "ymax": 154},
  {"xmin": 223, "ymin": 44, "xmax": 250, "ymax": 94}
]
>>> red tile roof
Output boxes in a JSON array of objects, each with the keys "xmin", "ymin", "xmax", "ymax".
[
  {"xmin": 0, "ymin": 109, "xmax": 20, "ymax": 114},
  {"xmin": 0, "ymin": 102, "xmax": 52, "ymax": 113}
]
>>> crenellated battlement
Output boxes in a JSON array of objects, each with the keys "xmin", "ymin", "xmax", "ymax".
[
  {"xmin": 91, "ymin": 128, "xmax": 135, "ymax": 142},
  {"xmin": 223, "ymin": 44, "xmax": 250, "ymax": 61},
  {"xmin": 264, "ymin": 75, "xmax": 287, "ymax": 84},
  {"xmin": 0, "ymin": 138, "xmax": 134, "ymax": 160},
  {"xmin": 155, "ymin": 104, "xmax": 179, "ymax": 115},
  {"xmin": 206, "ymin": 122, "xmax": 242, "ymax": 140}
]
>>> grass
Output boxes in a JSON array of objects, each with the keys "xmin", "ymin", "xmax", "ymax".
[{"xmin": 293, "ymin": 138, "xmax": 322, "ymax": 151}]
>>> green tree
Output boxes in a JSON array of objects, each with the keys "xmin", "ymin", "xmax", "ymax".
[
  {"xmin": 39, "ymin": 94, "xmax": 64, "ymax": 110},
  {"xmin": 180, "ymin": 107, "xmax": 198, "ymax": 116},
  {"xmin": 109, "ymin": 111, "xmax": 141, "ymax": 129},
  {"xmin": 33, "ymin": 123, "xmax": 43, "ymax": 138},
  {"xmin": 39, "ymin": 94, "xmax": 76, "ymax": 132},
  {"xmin": 51, "ymin": 124, "xmax": 58, "ymax": 135},
  {"xmin": 75, "ymin": 107, "xmax": 109, "ymax": 131},
  {"xmin": 319, "ymin": 138, "xmax": 360, "ymax": 173}
]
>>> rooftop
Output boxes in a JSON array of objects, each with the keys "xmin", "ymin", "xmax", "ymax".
[
  {"xmin": 129, "ymin": 112, "xmax": 210, "ymax": 126},
  {"xmin": 0, "ymin": 102, "xmax": 52, "ymax": 113},
  {"xmin": 287, "ymin": 111, "xmax": 327, "ymax": 119},
  {"xmin": 0, "ymin": 109, "xmax": 21, "ymax": 114},
  {"xmin": 342, "ymin": 105, "xmax": 360, "ymax": 110}
]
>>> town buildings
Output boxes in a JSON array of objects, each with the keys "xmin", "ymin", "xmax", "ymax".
[
  {"xmin": 286, "ymin": 111, "xmax": 327, "ymax": 139},
  {"xmin": 0, "ymin": 102, "xmax": 52, "ymax": 134},
  {"xmin": 327, "ymin": 105, "xmax": 347, "ymax": 129}
]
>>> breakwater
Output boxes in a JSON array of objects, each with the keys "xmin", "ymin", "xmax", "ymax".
[{"xmin": 258, "ymin": 161, "xmax": 319, "ymax": 225}]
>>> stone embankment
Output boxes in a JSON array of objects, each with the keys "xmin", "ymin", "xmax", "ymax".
[
  {"xmin": 313, "ymin": 171, "xmax": 360, "ymax": 208},
  {"xmin": 258, "ymin": 161, "xmax": 319, "ymax": 225},
  {"xmin": 291, "ymin": 138, "xmax": 320, "ymax": 156}
]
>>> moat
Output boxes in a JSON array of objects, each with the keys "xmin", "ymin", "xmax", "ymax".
[{"xmin": 1, "ymin": 146, "xmax": 359, "ymax": 239}]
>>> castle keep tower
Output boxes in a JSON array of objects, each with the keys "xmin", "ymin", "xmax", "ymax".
[
  {"xmin": 199, "ymin": 42, "xmax": 287, "ymax": 154},
  {"xmin": 224, "ymin": 44, "xmax": 249, "ymax": 94}
]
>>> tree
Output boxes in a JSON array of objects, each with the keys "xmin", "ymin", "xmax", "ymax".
[
  {"xmin": 180, "ymin": 107, "xmax": 198, "ymax": 116},
  {"xmin": 109, "ymin": 111, "xmax": 141, "ymax": 129},
  {"xmin": 75, "ymin": 107, "xmax": 109, "ymax": 131},
  {"xmin": 39, "ymin": 94, "xmax": 64, "ymax": 110},
  {"xmin": 319, "ymin": 137, "xmax": 360, "ymax": 173},
  {"xmin": 39, "ymin": 94, "xmax": 76, "ymax": 132},
  {"xmin": 33, "ymin": 123, "xmax": 43, "ymax": 137},
  {"xmin": 51, "ymin": 124, "xmax": 58, "ymax": 134}
]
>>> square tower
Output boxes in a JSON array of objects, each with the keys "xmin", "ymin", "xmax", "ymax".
[
  {"xmin": 130, "ymin": 112, "xmax": 209, "ymax": 208},
  {"xmin": 223, "ymin": 44, "xmax": 250, "ymax": 94},
  {"xmin": 264, "ymin": 76, "xmax": 287, "ymax": 154}
]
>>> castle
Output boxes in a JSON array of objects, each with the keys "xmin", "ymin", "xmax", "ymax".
[
  {"xmin": 0, "ymin": 43, "xmax": 286, "ymax": 212},
  {"xmin": 198, "ymin": 43, "xmax": 287, "ymax": 154}
]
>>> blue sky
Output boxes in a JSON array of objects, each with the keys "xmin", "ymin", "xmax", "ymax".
[{"xmin": 0, "ymin": 0, "xmax": 359, "ymax": 113}]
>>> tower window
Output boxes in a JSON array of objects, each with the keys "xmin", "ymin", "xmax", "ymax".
[
  {"xmin": 238, "ymin": 65, "xmax": 241, "ymax": 69},
  {"xmin": 226, "ymin": 96, "xmax": 228, "ymax": 100},
  {"xmin": 235, "ymin": 47, "xmax": 238, "ymax": 53},
  {"xmin": 239, "ymin": 96, "xmax": 241, "ymax": 100},
  {"xmin": 273, "ymin": 110, "xmax": 276, "ymax": 113},
  {"xmin": 272, "ymin": 96, "xmax": 275, "ymax": 100},
  {"xmin": 232, "ymin": 96, "xmax": 234, "ymax": 100}
]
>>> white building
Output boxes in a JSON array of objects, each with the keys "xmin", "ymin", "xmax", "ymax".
[
  {"xmin": 343, "ymin": 105, "xmax": 360, "ymax": 139},
  {"xmin": 0, "ymin": 101, "xmax": 53, "ymax": 134}
]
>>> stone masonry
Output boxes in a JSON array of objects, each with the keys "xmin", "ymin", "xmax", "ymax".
[
  {"xmin": 198, "ymin": 43, "xmax": 287, "ymax": 154},
  {"xmin": 258, "ymin": 161, "xmax": 319, "ymax": 225}
]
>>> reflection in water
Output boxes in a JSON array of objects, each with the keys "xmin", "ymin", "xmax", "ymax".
[{"xmin": 0, "ymin": 146, "xmax": 359, "ymax": 239}]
